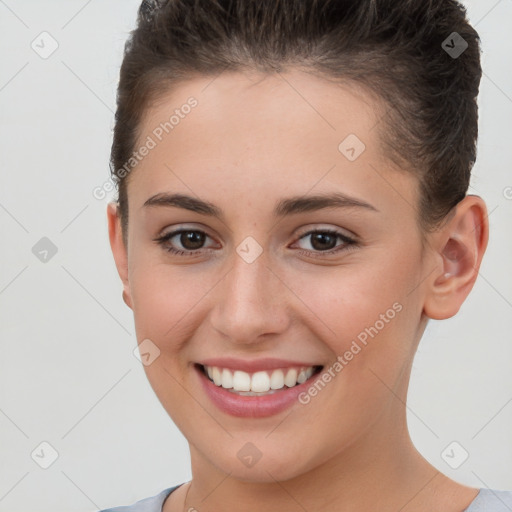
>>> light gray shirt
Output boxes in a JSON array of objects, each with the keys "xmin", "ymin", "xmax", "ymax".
[{"xmin": 98, "ymin": 485, "xmax": 512, "ymax": 512}]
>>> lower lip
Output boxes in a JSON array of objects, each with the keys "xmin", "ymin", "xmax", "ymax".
[{"xmin": 195, "ymin": 364, "xmax": 321, "ymax": 418}]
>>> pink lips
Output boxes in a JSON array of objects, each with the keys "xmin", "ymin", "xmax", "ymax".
[
  {"xmin": 197, "ymin": 357, "xmax": 320, "ymax": 373},
  {"xmin": 194, "ymin": 359, "xmax": 323, "ymax": 418}
]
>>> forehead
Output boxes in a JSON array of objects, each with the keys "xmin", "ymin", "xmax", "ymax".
[
  {"xmin": 140, "ymin": 69, "xmax": 385, "ymax": 151},
  {"xmin": 129, "ymin": 69, "xmax": 416, "ymax": 218}
]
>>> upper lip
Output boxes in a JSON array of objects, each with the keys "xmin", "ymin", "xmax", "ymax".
[{"xmin": 196, "ymin": 357, "xmax": 323, "ymax": 373}]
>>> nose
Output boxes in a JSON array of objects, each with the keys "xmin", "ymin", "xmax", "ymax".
[{"xmin": 208, "ymin": 249, "xmax": 290, "ymax": 345}]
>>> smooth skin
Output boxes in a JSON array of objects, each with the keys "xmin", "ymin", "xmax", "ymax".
[{"xmin": 108, "ymin": 69, "xmax": 488, "ymax": 512}]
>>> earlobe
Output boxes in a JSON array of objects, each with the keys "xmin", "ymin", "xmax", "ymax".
[
  {"xmin": 107, "ymin": 202, "xmax": 133, "ymax": 310},
  {"xmin": 423, "ymin": 195, "xmax": 489, "ymax": 320}
]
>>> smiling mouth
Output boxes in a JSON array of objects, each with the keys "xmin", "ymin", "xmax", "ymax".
[{"xmin": 196, "ymin": 363, "xmax": 323, "ymax": 396}]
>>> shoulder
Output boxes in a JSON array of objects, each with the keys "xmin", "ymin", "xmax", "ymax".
[
  {"xmin": 98, "ymin": 485, "xmax": 180, "ymax": 512},
  {"xmin": 464, "ymin": 489, "xmax": 512, "ymax": 512}
]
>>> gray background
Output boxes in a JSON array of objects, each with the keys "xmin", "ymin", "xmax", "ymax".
[{"xmin": 0, "ymin": 1, "xmax": 511, "ymax": 510}]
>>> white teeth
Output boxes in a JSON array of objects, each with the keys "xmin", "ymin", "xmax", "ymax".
[
  {"xmin": 251, "ymin": 371, "xmax": 270, "ymax": 392},
  {"xmin": 284, "ymin": 368, "xmax": 298, "ymax": 387},
  {"xmin": 202, "ymin": 365, "xmax": 318, "ymax": 393},
  {"xmin": 270, "ymin": 369, "xmax": 284, "ymax": 389},
  {"xmin": 212, "ymin": 367, "xmax": 222, "ymax": 386},
  {"xmin": 232, "ymin": 370, "xmax": 251, "ymax": 391},
  {"xmin": 221, "ymin": 368, "xmax": 233, "ymax": 389}
]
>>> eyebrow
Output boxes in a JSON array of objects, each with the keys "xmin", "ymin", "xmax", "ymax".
[{"xmin": 142, "ymin": 191, "xmax": 378, "ymax": 218}]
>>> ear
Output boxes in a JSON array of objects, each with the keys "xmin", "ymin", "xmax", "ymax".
[
  {"xmin": 423, "ymin": 195, "xmax": 489, "ymax": 320},
  {"xmin": 107, "ymin": 202, "xmax": 133, "ymax": 310}
]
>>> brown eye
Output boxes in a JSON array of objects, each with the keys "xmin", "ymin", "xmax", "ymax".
[
  {"xmin": 178, "ymin": 231, "xmax": 206, "ymax": 250},
  {"xmin": 307, "ymin": 232, "xmax": 338, "ymax": 251},
  {"xmin": 153, "ymin": 229, "xmax": 214, "ymax": 255},
  {"xmin": 294, "ymin": 229, "xmax": 358, "ymax": 258}
]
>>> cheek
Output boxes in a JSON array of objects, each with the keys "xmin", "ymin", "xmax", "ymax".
[
  {"xmin": 289, "ymin": 256, "xmax": 415, "ymax": 330},
  {"xmin": 283, "ymin": 253, "xmax": 421, "ymax": 372},
  {"xmin": 129, "ymin": 259, "xmax": 207, "ymax": 339}
]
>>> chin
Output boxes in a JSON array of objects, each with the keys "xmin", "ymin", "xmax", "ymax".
[{"xmin": 205, "ymin": 441, "xmax": 315, "ymax": 483}]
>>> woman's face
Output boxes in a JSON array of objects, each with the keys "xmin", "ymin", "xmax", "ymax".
[{"xmin": 111, "ymin": 69, "xmax": 438, "ymax": 482}]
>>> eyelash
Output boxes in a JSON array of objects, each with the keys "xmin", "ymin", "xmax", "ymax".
[{"xmin": 153, "ymin": 228, "xmax": 358, "ymax": 258}]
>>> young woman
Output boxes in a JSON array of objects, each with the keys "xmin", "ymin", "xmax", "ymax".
[{"xmin": 101, "ymin": 0, "xmax": 511, "ymax": 510}]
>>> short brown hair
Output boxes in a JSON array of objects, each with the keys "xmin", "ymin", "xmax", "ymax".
[{"xmin": 110, "ymin": 0, "xmax": 482, "ymax": 244}]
